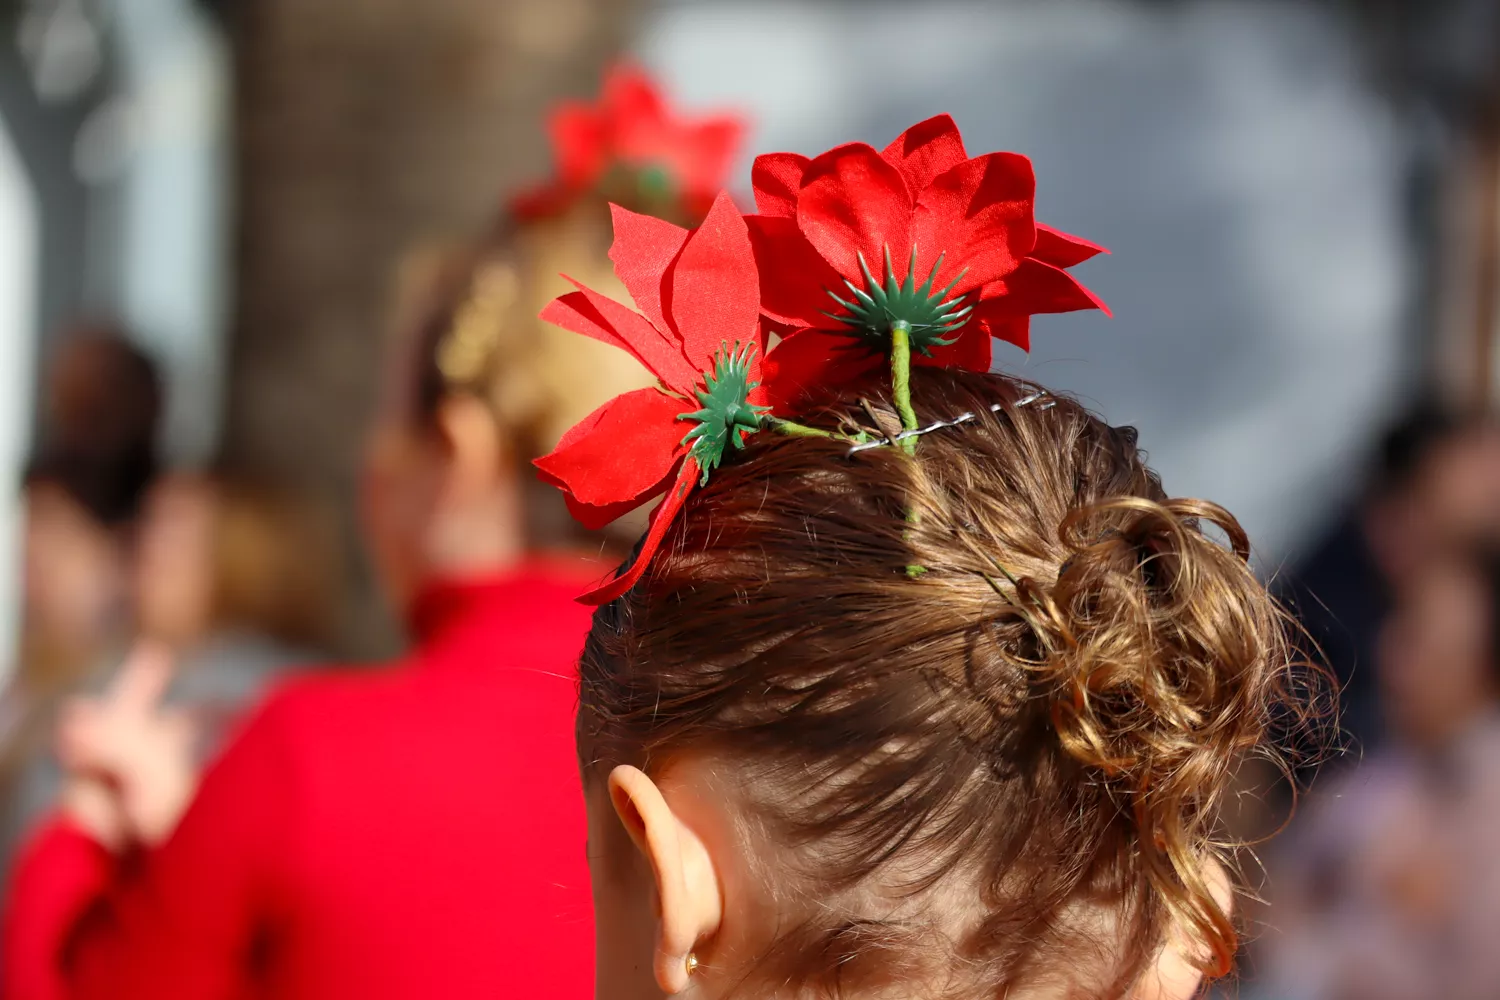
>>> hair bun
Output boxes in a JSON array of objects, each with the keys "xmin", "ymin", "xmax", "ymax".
[{"xmin": 1020, "ymin": 495, "xmax": 1284, "ymax": 968}]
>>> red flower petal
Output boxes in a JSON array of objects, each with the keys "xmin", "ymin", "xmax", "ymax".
[
  {"xmin": 747, "ymin": 215, "xmax": 847, "ymax": 330},
  {"xmin": 535, "ymin": 395, "xmax": 673, "ymax": 532},
  {"xmin": 608, "ymin": 204, "xmax": 689, "ymax": 333},
  {"xmin": 797, "ymin": 143, "xmax": 913, "ymax": 282},
  {"xmin": 762, "ymin": 328, "xmax": 882, "ymax": 413},
  {"xmin": 881, "ymin": 114, "xmax": 967, "ymax": 195},
  {"xmin": 581, "ymin": 457, "xmax": 699, "ymax": 604},
  {"xmin": 547, "ymin": 103, "xmax": 607, "ymax": 190},
  {"xmin": 564, "ymin": 488, "xmax": 668, "ymax": 532},
  {"xmin": 752, "ymin": 152, "xmax": 811, "ymax": 217},
  {"xmin": 532, "ymin": 397, "xmax": 683, "ymax": 509},
  {"xmin": 674, "ymin": 119, "xmax": 746, "ymax": 206},
  {"xmin": 667, "ymin": 191, "xmax": 761, "ymax": 374},
  {"xmin": 913, "ymin": 151, "xmax": 1036, "ymax": 294},
  {"xmin": 601, "ymin": 63, "xmax": 667, "ymax": 139},
  {"xmin": 508, "ymin": 182, "xmax": 572, "ymax": 221},
  {"xmin": 1034, "ymin": 224, "xmax": 1109, "ymax": 267},
  {"xmin": 533, "ymin": 387, "xmax": 687, "ymax": 508},
  {"xmin": 914, "ymin": 327, "xmax": 993, "ymax": 373},
  {"xmin": 542, "ymin": 283, "xmax": 699, "ymax": 395},
  {"xmin": 973, "ymin": 311, "xmax": 1031, "ymax": 351},
  {"xmin": 981, "ymin": 258, "xmax": 1111, "ymax": 318}
]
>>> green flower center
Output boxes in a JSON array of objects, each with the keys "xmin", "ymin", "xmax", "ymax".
[
  {"xmin": 680, "ymin": 341, "xmax": 769, "ymax": 484},
  {"xmin": 636, "ymin": 163, "xmax": 675, "ymax": 202},
  {"xmin": 824, "ymin": 246, "xmax": 972, "ymax": 352},
  {"xmin": 596, "ymin": 162, "xmax": 678, "ymax": 213}
]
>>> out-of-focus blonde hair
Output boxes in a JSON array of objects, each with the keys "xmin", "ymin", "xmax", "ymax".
[
  {"xmin": 391, "ymin": 204, "xmax": 655, "ymax": 545},
  {"xmin": 209, "ymin": 476, "xmax": 340, "ymax": 651}
]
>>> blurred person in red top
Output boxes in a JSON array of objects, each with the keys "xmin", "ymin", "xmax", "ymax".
[
  {"xmin": 2, "ymin": 256, "xmax": 602, "ymax": 1000},
  {"xmin": 1, "ymin": 64, "xmax": 744, "ymax": 1000}
]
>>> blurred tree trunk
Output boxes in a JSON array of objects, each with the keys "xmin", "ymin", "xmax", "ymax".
[
  {"xmin": 1469, "ymin": 107, "xmax": 1500, "ymax": 409},
  {"xmin": 218, "ymin": 0, "xmax": 638, "ymax": 657}
]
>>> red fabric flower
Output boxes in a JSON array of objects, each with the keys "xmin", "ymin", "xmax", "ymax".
[
  {"xmin": 534, "ymin": 191, "xmax": 767, "ymax": 603},
  {"xmin": 750, "ymin": 115, "xmax": 1108, "ymax": 410},
  {"xmin": 511, "ymin": 63, "xmax": 747, "ymax": 223}
]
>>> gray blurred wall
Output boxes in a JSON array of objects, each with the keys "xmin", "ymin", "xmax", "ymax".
[{"xmin": 639, "ymin": 0, "xmax": 1413, "ymax": 567}]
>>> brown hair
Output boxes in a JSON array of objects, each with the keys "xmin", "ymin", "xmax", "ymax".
[
  {"xmin": 580, "ymin": 368, "xmax": 1312, "ymax": 998},
  {"xmin": 25, "ymin": 322, "xmax": 162, "ymax": 527}
]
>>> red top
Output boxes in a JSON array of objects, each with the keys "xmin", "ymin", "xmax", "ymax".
[{"xmin": 2, "ymin": 563, "xmax": 599, "ymax": 1000}]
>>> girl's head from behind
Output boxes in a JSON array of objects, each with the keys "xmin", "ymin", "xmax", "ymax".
[
  {"xmin": 579, "ymin": 369, "xmax": 1296, "ymax": 1000},
  {"xmin": 528, "ymin": 111, "xmax": 1311, "ymax": 999}
]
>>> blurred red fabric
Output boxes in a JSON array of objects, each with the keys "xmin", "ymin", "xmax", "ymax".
[{"xmin": 3, "ymin": 562, "xmax": 598, "ymax": 1000}]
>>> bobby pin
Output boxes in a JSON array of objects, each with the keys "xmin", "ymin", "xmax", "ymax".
[{"xmin": 847, "ymin": 392, "xmax": 1053, "ymax": 454}]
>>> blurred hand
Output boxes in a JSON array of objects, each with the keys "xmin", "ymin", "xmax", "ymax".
[
  {"xmin": 56, "ymin": 642, "xmax": 200, "ymax": 849},
  {"xmin": 58, "ymin": 773, "xmax": 127, "ymax": 852}
]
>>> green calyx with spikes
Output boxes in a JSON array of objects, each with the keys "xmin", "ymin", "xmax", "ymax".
[
  {"xmin": 680, "ymin": 341, "xmax": 770, "ymax": 485},
  {"xmin": 825, "ymin": 246, "xmax": 972, "ymax": 352}
]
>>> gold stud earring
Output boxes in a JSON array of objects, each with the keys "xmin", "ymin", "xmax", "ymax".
[{"xmin": 685, "ymin": 953, "xmax": 699, "ymax": 976}]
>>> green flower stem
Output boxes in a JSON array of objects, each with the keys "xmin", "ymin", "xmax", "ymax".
[
  {"xmin": 891, "ymin": 318, "xmax": 924, "ymax": 574},
  {"xmin": 890, "ymin": 320, "xmax": 918, "ymax": 455},
  {"xmin": 904, "ymin": 501, "xmax": 926, "ymax": 578},
  {"xmin": 766, "ymin": 417, "xmax": 839, "ymax": 439}
]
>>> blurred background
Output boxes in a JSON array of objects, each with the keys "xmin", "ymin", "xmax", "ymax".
[{"xmin": 2, "ymin": 0, "xmax": 1500, "ymax": 996}]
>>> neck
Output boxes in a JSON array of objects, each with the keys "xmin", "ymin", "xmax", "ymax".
[{"xmin": 423, "ymin": 484, "xmax": 527, "ymax": 582}]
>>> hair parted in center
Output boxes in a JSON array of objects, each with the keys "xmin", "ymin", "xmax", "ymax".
[{"xmin": 579, "ymin": 366, "xmax": 1309, "ymax": 998}]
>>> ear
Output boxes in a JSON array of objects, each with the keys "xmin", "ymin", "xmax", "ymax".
[
  {"xmin": 433, "ymin": 394, "xmax": 510, "ymax": 501},
  {"xmin": 1134, "ymin": 861, "xmax": 1235, "ymax": 1000},
  {"xmin": 608, "ymin": 765, "xmax": 723, "ymax": 995}
]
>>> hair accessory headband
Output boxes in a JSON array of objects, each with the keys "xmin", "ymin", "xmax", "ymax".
[{"xmin": 534, "ymin": 114, "xmax": 1109, "ymax": 603}]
